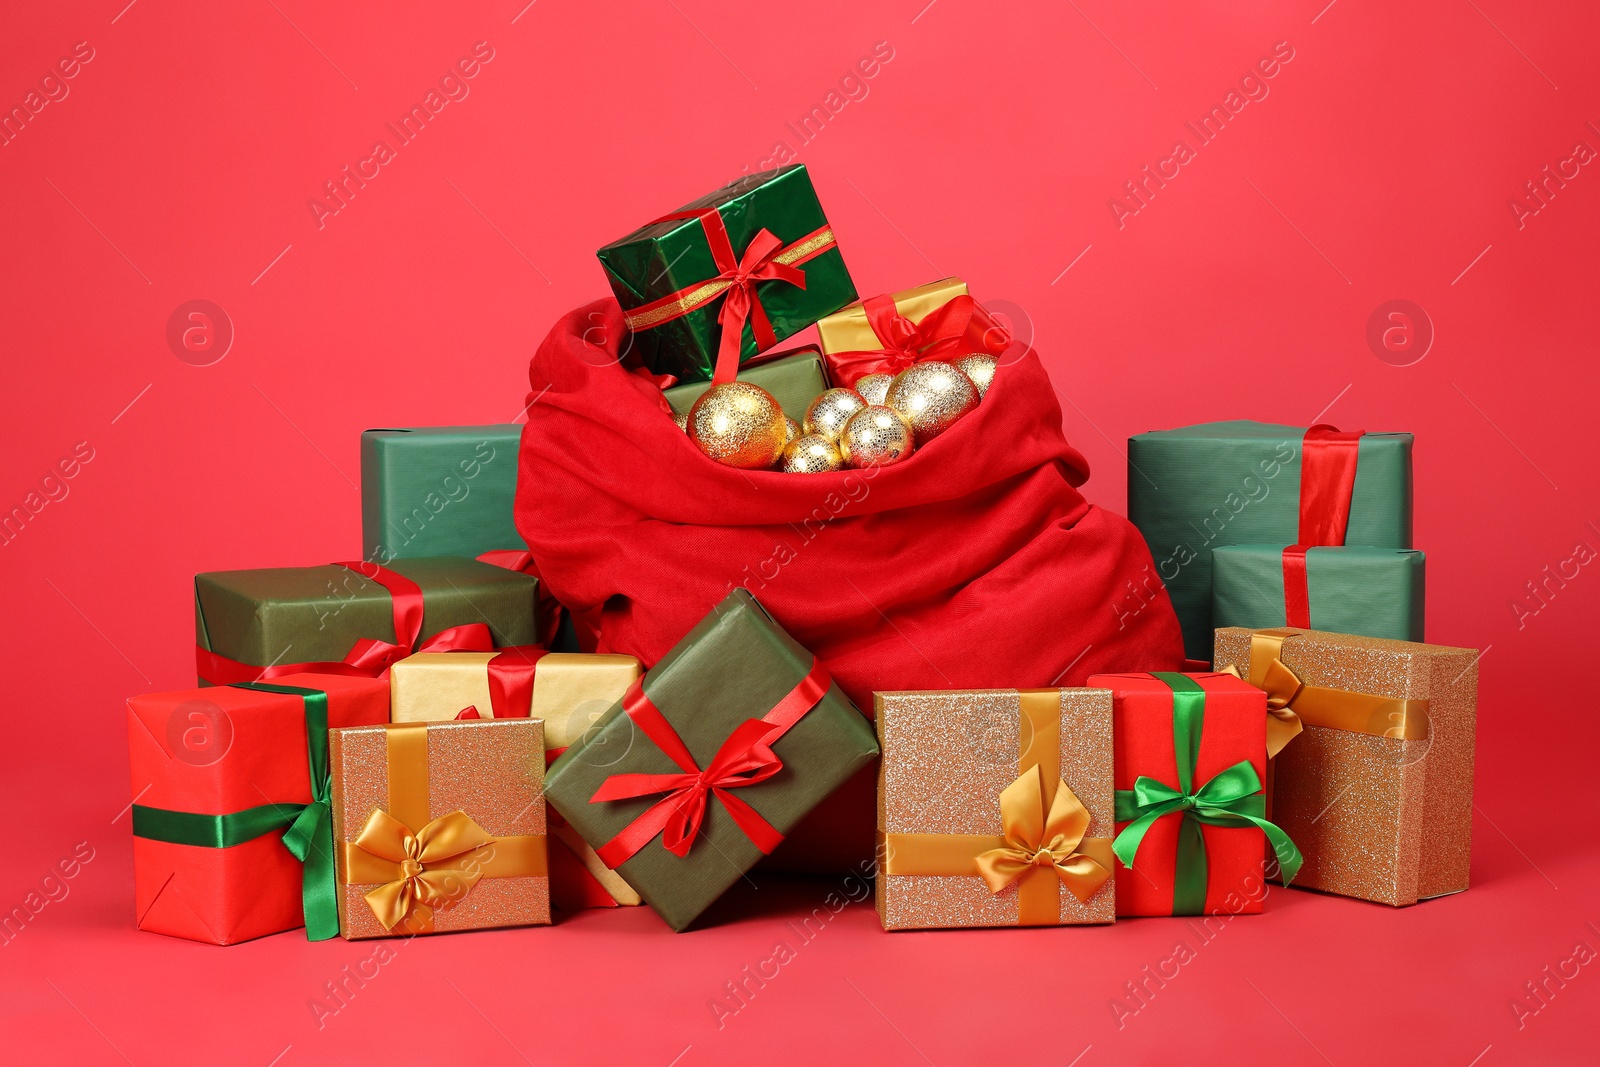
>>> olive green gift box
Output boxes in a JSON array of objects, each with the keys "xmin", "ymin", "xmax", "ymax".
[
  {"xmin": 543, "ymin": 588, "xmax": 879, "ymax": 932},
  {"xmin": 1212, "ymin": 545, "xmax": 1426, "ymax": 643},
  {"xmin": 194, "ymin": 557, "xmax": 540, "ymax": 684},
  {"xmin": 1127, "ymin": 421, "xmax": 1413, "ymax": 661},
  {"xmin": 597, "ymin": 164, "xmax": 857, "ymax": 385},
  {"xmin": 359, "ymin": 426, "xmax": 524, "ymax": 563},
  {"xmin": 662, "ymin": 347, "xmax": 830, "ymax": 422}
]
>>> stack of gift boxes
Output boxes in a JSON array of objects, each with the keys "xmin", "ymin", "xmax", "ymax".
[{"xmin": 125, "ymin": 164, "xmax": 1477, "ymax": 944}]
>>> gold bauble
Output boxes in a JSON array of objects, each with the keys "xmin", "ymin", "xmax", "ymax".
[
  {"xmin": 782, "ymin": 433, "xmax": 844, "ymax": 474},
  {"xmin": 673, "ymin": 410, "xmax": 689, "ymax": 432},
  {"xmin": 686, "ymin": 382, "xmax": 788, "ymax": 469},
  {"xmin": 884, "ymin": 361, "xmax": 979, "ymax": 445},
  {"xmin": 854, "ymin": 373, "xmax": 893, "ymax": 407},
  {"xmin": 802, "ymin": 387, "xmax": 868, "ymax": 441},
  {"xmin": 838, "ymin": 406, "xmax": 913, "ymax": 469},
  {"xmin": 783, "ymin": 416, "xmax": 801, "ymax": 447},
  {"xmin": 952, "ymin": 354, "xmax": 998, "ymax": 399}
]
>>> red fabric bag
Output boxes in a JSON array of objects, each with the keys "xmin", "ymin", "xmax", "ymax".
[{"xmin": 516, "ymin": 299, "xmax": 1184, "ymax": 870}]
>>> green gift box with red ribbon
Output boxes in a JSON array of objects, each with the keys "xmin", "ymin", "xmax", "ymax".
[
  {"xmin": 1127, "ymin": 421, "xmax": 1414, "ymax": 661},
  {"xmin": 597, "ymin": 164, "xmax": 857, "ymax": 386},
  {"xmin": 543, "ymin": 588, "xmax": 879, "ymax": 931},
  {"xmin": 193, "ymin": 556, "xmax": 541, "ymax": 686}
]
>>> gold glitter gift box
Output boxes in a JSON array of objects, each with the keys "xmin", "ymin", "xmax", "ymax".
[
  {"xmin": 875, "ymin": 689, "xmax": 1117, "ymax": 930},
  {"xmin": 328, "ymin": 719, "xmax": 550, "ymax": 938},
  {"xmin": 1212, "ymin": 627, "xmax": 1477, "ymax": 906}
]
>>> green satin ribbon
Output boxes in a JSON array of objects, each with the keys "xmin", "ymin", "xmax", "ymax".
[
  {"xmin": 131, "ymin": 682, "xmax": 340, "ymax": 941},
  {"xmin": 1112, "ymin": 672, "xmax": 1303, "ymax": 915}
]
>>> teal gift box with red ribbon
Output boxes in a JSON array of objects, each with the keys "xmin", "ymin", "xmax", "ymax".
[
  {"xmin": 126, "ymin": 673, "xmax": 388, "ymax": 944},
  {"xmin": 1088, "ymin": 671, "xmax": 1302, "ymax": 916}
]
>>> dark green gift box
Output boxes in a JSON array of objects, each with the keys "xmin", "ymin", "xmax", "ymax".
[
  {"xmin": 360, "ymin": 425, "xmax": 524, "ymax": 564},
  {"xmin": 597, "ymin": 164, "xmax": 857, "ymax": 385},
  {"xmin": 1128, "ymin": 421, "xmax": 1413, "ymax": 661},
  {"xmin": 194, "ymin": 557, "xmax": 540, "ymax": 684},
  {"xmin": 544, "ymin": 588, "xmax": 879, "ymax": 932},
  {"xmin": 1212, "ymin": 545, "xmax": 1426, "ymax": 642},
  {"xmin": 662, "ymin": 347, "xmax": 830, "ymax": 422}
]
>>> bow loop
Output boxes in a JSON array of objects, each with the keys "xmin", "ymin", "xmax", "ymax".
[
  {"xmin": 974, "ymin": 768, "xmax": 1111, "ymax": 905},
  {"xmin": 352, "ymin": 809, "xmax": 497, "ymax": 931}
]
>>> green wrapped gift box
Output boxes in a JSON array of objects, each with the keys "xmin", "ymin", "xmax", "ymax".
[
  {"xmin": 360, "ymin": 425, "xmax": 524, "ymax": 563},
  {"xmin": 1212, "ymin": 545, "xmax": 1426, "ymax": 642},
  {"xmin": 544, "ymin": 588, "xmax": 879, "ymax": 931},
  {"xmin": 194, "ymin": 557, "xmax": 540, "ymax": 684},
  {"xmin": 598, "ymin": 164, "xmax": 857, "ymax": 384},
  {"xmin": 662, "ymin": 347, "xmax": 830, "ymax": 422},
  {"xmin": 1127, "ymin": 421, "xmax": 1413, "ymax": 660}
]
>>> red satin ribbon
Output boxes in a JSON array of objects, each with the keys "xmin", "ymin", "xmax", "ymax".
[
  {"xmin": 1281, "ymin": 425, "xmax": 1365, "ymax": 628},
  {"xmin": 589, "ymin": 658, "xmax": 832, "ymax": 868},
  {"xmin": 825, "ymin": 293, "xmax": 1011, "ymax": 386},
  {"xmin": 475, "ymin": 550, "xmax": 562, "ymax": 647},
  {"xmin": 625, "ymin": 209, "xmax": 829, "ymax": 384},
  {"xmin": 194, "ymin": 561, "xmax": 495, "ymax": 684}
]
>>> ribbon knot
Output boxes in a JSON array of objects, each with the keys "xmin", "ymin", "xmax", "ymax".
[
  {"xmin": 826, "ymin": 292, "xmax": 1011, "ymax": 386},
  {"xmin": 350, "ymin": 809, "xmax": 497, "ymax": 931},
  {"xmin": 973, "ymin": 767, "xmax": 1111, "ymax": 904}
]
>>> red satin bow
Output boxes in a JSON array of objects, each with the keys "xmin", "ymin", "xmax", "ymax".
[
  {"xmin": 1281, "ymin": 424, "xmax": 1365, "ymax": 628},
  {"xmin": 825, "ymin": 293, "xmax": 1011, "ymax": 386},
  {"xmin": 589, "ymin": 658, "xmax": 832, "ymax": 868},
  {"xmin": 195, "ymin": 561, "xmax": 494, "ymax": 685}
]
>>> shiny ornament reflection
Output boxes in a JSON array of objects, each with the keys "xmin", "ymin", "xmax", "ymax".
[
  {"xmin": 686, "ymin": 382, "xmax": 788, "ymax": 469},
  {"xmin": 782, "ymin": 433, "xmax": 844, "ymax": 473},
  {"xmin": 838, "ymin": 406, "xmax": 913, "ymax": 469},
  {"xmin": 952, "ymin": 354, "xmax": 998, "ymax": 399},
  {"xmin": 885, "ymin": 361, "xmax": 979, "ymax": 445},
  {"xmin": 854, "ymin": 373, "xmax": 893, "ymax": 407},
  {"xmin": 802, "ymin": 388, "xmax": 868, "ymax": 441}
]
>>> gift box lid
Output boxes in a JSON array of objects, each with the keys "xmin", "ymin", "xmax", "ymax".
[{"xmin": 544, "ymin": 588, "xmax": 878, "ymax": 931}]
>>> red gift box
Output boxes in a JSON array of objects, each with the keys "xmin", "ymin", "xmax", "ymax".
[
  {"xmin": 126, "ymin": 673, "xmax": 388, "ymax": 944},
  {"xmin": 1089, "ymin": 671, "xmax": 1284, "ymax": 917}
]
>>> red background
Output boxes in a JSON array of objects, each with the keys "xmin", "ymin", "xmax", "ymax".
[{"xmin": 4, "ymin": 1, "xmax": 1597, "ymax": 1063}]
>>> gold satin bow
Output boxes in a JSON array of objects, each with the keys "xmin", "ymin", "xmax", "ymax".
[
  {"xmin": 974, "ymin": 767, "xmax": 1111, "ymax": 904},
  {"xmin": 349, "ymin": 809, "xmax": 496, "ymax": 931},
  {"xmin": 1217, "ymin": 661, "xmax": 1305, "ymax": 758}
]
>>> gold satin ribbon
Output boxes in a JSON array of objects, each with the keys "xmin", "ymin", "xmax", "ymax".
[
  {"xmin": 1221, "ymin": 629, "xmax": 1430, "ymax": 750},
  {"xmin": 341, "ymin": 722, "xmax": 547, "ymax": 933},
  {"xmin": 881, "ymin": 689, "xmax": 1113, "ymax": 925}
]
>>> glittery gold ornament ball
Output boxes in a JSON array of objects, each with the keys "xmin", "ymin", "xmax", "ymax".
[
  {"xmin": 802, "ymin": 388, "xmax": 868, "ymax": 441},
  {"xmin": 884, "ymin": 361, "xmax": 979, "ymax": 445},
  {"xmin": 952, "ymin": 354, "xmax": 998, "ymax": 399},
  {"xmin": 783, "ymin": 416, "xmax": 801, "ymax": 447},
  {"xmin": 687, "ymin": 382, "xmax": 788, "ymax": 469},
  {"xmin": 854, "ymin": 373, "xmax": 894, "ymax": 407},
  {"xmin": 782, "ymin": 433, "xmax": 843, "ymax": 474},
  {"xmin": 838, "ymin": 405, "xmax": 913, "ymax": 469},
  {"xmin": 673, "ymin": 410, "xmax": 689, "ymax": 432}
]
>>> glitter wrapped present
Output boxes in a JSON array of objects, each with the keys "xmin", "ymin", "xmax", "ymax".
[
  {"xmin": 1212, "ymin": 627, "xmax": 1477, "ymax": 906},
  {"xmin": 328, "ymin": 718, "xmax": 550, "ymax": 938},
  {"xmin": 390, "ymin": 649, "xmax": 645, "ymax": 909},
  {"xmin": 875, "ymin": 688, "xmax": 1116, "ymax": 930},
  {"xmin": 544, "ymin": 589, "xmax": 879, "ymax": 931},
  {"xmin": 126, "ymin": 674, "xmax": 389, "ymax": 944},
  {"xmin": 1089, "ymin": 671, "xmax": 1302, "ymax": 916}
]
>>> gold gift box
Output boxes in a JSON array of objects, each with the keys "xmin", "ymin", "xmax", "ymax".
[
  {"xmin": 815, "ymin": 277, "xmax": 968, "ymax": 357},
  {"xmin": 329, "ymin": 719, "xmax": 550, "ymax": 939},
  {"xmin": 875, "ymin": 688, "xmax": 1116, "ymax": 930},
  {"xmin": 1213, "ymin": 627, "xmax": 1477, "ymax": 906},
  {"xmin": 389, "ymin": 651, "xmax": 644, "ymax": 907}
]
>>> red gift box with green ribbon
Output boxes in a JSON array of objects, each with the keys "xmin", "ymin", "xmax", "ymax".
[
  {"xmin": 1089, "ymin": 671, "xmax": 1302, "ymax": 916},
  {"xmin": 126, "ymin": 673, "xmax": 388, "ymax": 944}
]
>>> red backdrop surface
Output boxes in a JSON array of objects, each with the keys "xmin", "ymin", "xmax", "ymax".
[{"xmin": 3, "ymin": 1, "xmax": 1597, "ymax": 1064}]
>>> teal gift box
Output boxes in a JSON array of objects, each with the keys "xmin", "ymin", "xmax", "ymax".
[
  {"xmin": 1211, "ymin": 545, "xmax": 1426, "ymax": 642},
  {"xmin": 1127, "ymin": 421, "xmax": 1413, "ymax": 660},
  {"xmin": 360, "ymin": 426, "xmax": 524, "ymax": 563}
]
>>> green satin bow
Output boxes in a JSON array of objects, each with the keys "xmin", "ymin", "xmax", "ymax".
[
  {"xmin": 131, "ymin": 682, "xmax": 340, "ymax": 941},
  {"xmin": 1112, "ymin": 672, "xmax": 1303, "ymax": 915}
]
